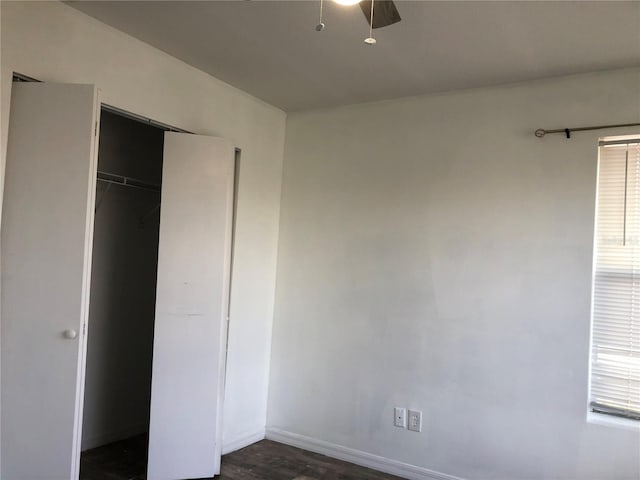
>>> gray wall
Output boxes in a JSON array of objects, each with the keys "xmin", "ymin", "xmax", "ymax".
[
  {"xmin": 81, "ymin": 111, "xmax": 163, "ymax": 450},
  {"xmin": 268, "ymin": 68, "xmax": 640, "ymax": 479}
]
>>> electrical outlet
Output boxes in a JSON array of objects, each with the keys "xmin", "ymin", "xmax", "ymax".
[
  {"xmin": 394, "ymin": 407, "xmax": 407, "ymax": 428},
  {"xmin": 408, "ymin": 409, "xmax": 422, "ymax": 432}
]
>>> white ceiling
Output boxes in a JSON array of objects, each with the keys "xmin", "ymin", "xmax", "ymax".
[{"xmin": 67, "ymin": 1, "xmax": 640, "ymax": 112}]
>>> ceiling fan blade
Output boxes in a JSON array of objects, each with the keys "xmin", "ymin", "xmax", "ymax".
[{"xmin": 359, "ymin": 0, "xmax": 401, "ymax": 29}]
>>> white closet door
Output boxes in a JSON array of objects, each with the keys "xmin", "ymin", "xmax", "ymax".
[
  {"xmin": 1, "ymin": 83, "xmax": 100, "ymax": 479},
  {"xmin": 147, "ymin": 133, "xmax": 234, "ymax": 480}
]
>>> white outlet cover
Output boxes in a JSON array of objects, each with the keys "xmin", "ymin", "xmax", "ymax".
[
  {"xmin": 394, "ymin": 407, "xmax": 407, "ymax": 428},
  {"xmin": 408, "ymin": 409, "xmax": 422, "ymax": 432}
]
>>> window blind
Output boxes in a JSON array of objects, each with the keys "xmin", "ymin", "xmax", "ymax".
[{"xmin": 590, "ymin": 139, "xmax": 640, "ymax": 420}]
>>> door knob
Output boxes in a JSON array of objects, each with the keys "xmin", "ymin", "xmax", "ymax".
[{"xmin": 63, "ymin": 329, "xmax": 77, "ymax": 339}]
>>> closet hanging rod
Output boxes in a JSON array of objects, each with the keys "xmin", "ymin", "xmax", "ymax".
[
  {"xmin": 535, "ymin": 122, "xmax": 640, "ymax": 139},
  {"xmin": 97, "ymin": 171, "xmax": 161, "ymax": 193}
]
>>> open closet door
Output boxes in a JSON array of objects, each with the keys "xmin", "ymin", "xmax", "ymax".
[
  {"xmin": 1, "ymin": 83, "xmax": 100, "ymax": 479},
  {"xmin": 147, "ymin": 133, "xmax": 235, "ymax": 480}
]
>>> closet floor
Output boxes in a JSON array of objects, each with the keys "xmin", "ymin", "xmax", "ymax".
[{"xmin": 80, "ymin": 435, "xmax": 404, "ymax": 480}]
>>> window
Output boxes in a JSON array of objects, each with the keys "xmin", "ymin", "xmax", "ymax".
[{"xmin": 590, "ymin": 137, "xmax": 640, "ymax": 421}]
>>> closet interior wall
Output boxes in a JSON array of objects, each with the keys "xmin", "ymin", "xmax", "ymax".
[{"xmin": 81, "ymin": 110, "xmax": 164, "ymax": 451}]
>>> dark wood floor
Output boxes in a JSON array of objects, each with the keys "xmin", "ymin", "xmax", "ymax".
[
  {"xmin": 80, "ymin": 435, "xmax": 404, "ymax": 480},
  {"xmin": 81, "ymin": 435, "xmax": 147, "ymax": 480}
]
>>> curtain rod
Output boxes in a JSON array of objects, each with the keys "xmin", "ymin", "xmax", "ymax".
[{"xmin": 535, "ymin": 123, "xmax": 640, "ymax": 139}]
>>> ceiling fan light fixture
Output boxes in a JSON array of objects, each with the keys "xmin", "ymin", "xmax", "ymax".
[{"xmin": 333, "ymin": 0, "xmax": 361, "ymax": 6}]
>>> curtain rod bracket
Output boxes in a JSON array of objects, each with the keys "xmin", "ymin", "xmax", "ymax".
[{"xmin": 565, "ymin": 128, "xmax": 571, "ymax": 139}]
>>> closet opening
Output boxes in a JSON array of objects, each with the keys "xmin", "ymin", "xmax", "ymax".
[{"xmin": 79, "ymin": 107, "xmax": 165, "ymax": 479}]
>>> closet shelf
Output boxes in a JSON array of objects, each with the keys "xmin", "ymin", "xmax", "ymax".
[{"xmin": 97, "ymin": 171, "xmax": 161, "ymax": 193}]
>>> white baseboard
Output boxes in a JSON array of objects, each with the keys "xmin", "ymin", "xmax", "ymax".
[
  {"xmin": 81, "ymin": 423, "xmax": 147, "ymax": 451},
  {"xmin": 222, "ymin": 428, "xmax": 266, "ymax": 455},
  {"xmin": 265, "ymin": 428, "xmax": 465, "ymax": 480}
]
